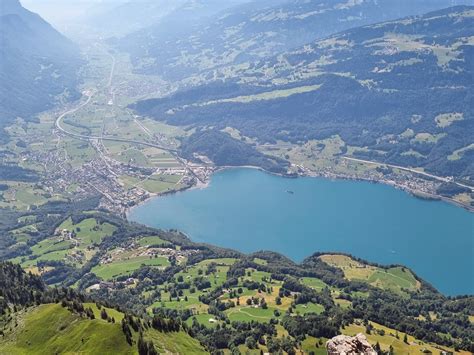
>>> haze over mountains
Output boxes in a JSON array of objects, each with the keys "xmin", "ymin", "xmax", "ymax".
[
  {"xmin": 86, "ymin": 0, "xmax": 255, "ymax": 37},
  {"xmin": 117, "ymin": 0, "xmax": 474, "ymax": 80},
  {"xmin": 1, "ymin": 0, "xmax": 472, "ymax": 181},
  {"xmin": 2, "ymin": 0, "xmax": 472, "ymax": 182},
  {"xmin": 112, "ymin": 0, "xmax": 474, "ymax": 181},
  {"xmin": 132, "ymin": 6, "xmax": 474, "ymax": 180},
  {"xmin": 0, "ymin": 0, "xmax": 81, "ymax": 137}
]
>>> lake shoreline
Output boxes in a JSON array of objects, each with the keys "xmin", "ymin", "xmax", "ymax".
[
  {"xmin": 127, "ymin": 166, "xmax": 474, "ymax": 296},
  {"xmin": 125, "ymin": 165, "xmax": 295, "ymax": 218},
  {"xmin": 126, "ymin": 163, "xmax": 473, "ymax": 218}
]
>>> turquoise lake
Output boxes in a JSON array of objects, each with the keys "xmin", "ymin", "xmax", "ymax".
[{"xmin": 128, "ymin": 168, "xmax": 474, "ymax": 295}]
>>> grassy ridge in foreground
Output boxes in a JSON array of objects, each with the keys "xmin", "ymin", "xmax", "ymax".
[{"xmin": 0, "ymin": 304, "xmax": 206, "ymax": 355}]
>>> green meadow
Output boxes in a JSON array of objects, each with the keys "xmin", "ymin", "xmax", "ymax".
[{"xmin": 92, "ymin": 256, "xmax": 169, "ymax": 280}]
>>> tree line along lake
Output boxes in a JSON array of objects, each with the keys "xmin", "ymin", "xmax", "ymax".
[{"xmin": 128, "ymin": 168, "xmax": 474, "ymax": 296}]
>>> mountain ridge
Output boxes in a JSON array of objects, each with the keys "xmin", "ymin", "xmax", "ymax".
[{"xmin": 118, "ymin": 0, "xmax": 474, "ymax": 81}]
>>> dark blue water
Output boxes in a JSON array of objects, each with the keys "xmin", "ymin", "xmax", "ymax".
[{"xmin": 128, "ymin": 168, "xmax": 474, "ymax": 295}]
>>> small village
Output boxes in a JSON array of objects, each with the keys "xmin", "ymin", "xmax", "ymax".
[
  {"xmin": 17, "ymin": 129, "xmax": 208, "ymax": 216},
  {"xmin": 297, "ymin": 159, "xmax": 444, "ymax": 203}
]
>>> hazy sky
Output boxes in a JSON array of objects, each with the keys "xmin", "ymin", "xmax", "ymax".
[
  {"xmin": 21, "ymin": 1, "xmax": 94, "ymax": 24},
  {"xmin": 20, "ymin": 0, "xmax": 130, "ymax": 28},
  {"xmin": 19, "ymin": 0, "xmax": 192, "ymax": 36}
]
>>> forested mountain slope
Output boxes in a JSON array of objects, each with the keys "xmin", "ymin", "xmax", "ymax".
[
  {"xmin": 0, "ymin": 0, "xmax": 81, "ymax": 139},
  {"xmin": 132, "ymin": 6, "xmax": 474, "ymax": 180},
  {"xmin": 118, "ymin": 0, "xmax": 473, "ymax": 81}
]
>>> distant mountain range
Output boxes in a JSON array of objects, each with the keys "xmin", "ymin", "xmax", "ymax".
[
  {"xmin": 0, "ymin": 0, "xmax": 81, "ymax": 138},
  {"xmin": 118, "ymin": 0, "xmax": 474, "ymax": 80},
  {"xmin": 132, "ymin": 6, "xmax": 474, "ymax": 180},
  {"xmin": 81, "ymin": 0, "xmax": 188, "ymax": 37},
  {"xmin": 85, "ymin": 0, "xmax": 254, "ymax": 37}
]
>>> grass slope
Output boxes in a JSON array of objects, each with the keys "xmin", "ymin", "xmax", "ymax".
[
  {"xmin": 319, "ymin": 254, "xmax": 420, "ymax": 293},
  {"xmin": 92, "ymin": 256, "xmax": 169, "ymax": 280},
  {"xmin": 0, "ymin": 303, "xmax": 207, "ymax": 355},
  {"xmin": 0, "ymin": 304, "xmax": 133, "ymax": 355}
]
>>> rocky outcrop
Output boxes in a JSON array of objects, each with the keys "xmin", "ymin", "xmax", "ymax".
[{"xmin": 326, "ymin": 333, "xmax": 377, "ymax": 355}]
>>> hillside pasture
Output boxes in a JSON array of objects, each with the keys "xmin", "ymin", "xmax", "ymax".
[
  {"xmin": 92, "ymin": 255, "xmax": 169, "ymax": 280},
  {"xmin": 319, "ymin": 254, "xmax": 420, "ymax": 293}
]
